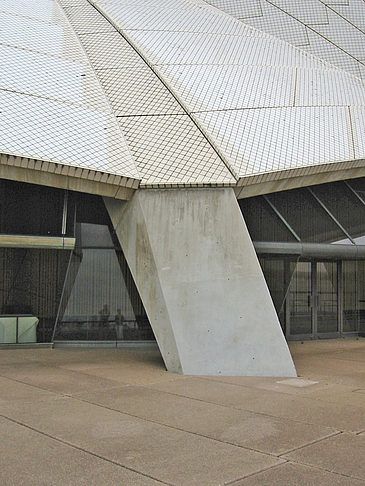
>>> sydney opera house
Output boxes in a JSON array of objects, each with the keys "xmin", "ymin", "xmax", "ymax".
[{"xmin": 1, "ymin": 0, "xmax": 365, "ymax": 376}]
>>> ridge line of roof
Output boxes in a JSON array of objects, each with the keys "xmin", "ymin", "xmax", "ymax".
[
  {"xmin": 55, "ymin": 0, "xmax": 141, "ymax": 183},
  {"xmin": 87, "ymin": 0, "xmax": 240, "ymax": 182}
]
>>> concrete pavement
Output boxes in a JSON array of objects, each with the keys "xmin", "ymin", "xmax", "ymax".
[{"xmin": 0, "ymin": 339, "xmax": 364, "ymax": 485}]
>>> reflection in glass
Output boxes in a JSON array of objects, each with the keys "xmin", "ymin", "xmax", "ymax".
[
  {"xmin": 239, "ymin": 197, "xmax": 296, "ymax": 242},
  {"xmin": 54, "ymin": 223, "xmax": 154, "ymax": 342},
  {"xmin": 289, "ymin": 262, "xmax": 312, "ymax": 335},
  {"xmin": 343, "ymin": 261, "xmax": 358, "ymax": 332},
  {"xmin": 259, "ymin": 257, "xmax": 298, "ymax": 332},
  {"xmin": 268, "ymin": 189, "xmax": 351, "ymax": 244},
  {"xmin": 0, "ymin": 248, "xmax": 69, "ymax": 343},
  {"xmin": 317, "ymin": 262, "xmax": 338, "ymax": 333},
  {"xmin": 311, "ymin": 182, "xmax": 365, "ymax": 245},
  {"xmin": 358, "ymin": 262, "xmax": 365, "ymax": 334}
]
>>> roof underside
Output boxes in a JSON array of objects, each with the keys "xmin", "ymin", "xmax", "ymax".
[{"xmin": 1, "ymin": 0, "xmax": 365, "ymax": 194}]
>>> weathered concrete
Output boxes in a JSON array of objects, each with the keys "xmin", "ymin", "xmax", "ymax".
[{"xmin": 105, "ymin": 188, "xmax": 296, "ymax": 376}]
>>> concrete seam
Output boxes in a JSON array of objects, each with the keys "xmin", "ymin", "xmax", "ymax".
[
  {"xmin": 224, "ymin": 460, "xmax": 290, "ymax": 485},
  {"xmin": 0, "ymin": 412, "xmax": 173, "ymax": 485},
  {"xmin": 0, "ymin": 371, "xmax": 285, "ymax": 458},
  {"xmin": 70, "ymin": 393, "xmax": 281, "ymax": 458},
  {"xmin": 276, "ymin": 430, "xmax": 342, "ymax": 456},
  {"xmin": 145, "ymin": 380, "xmax": 351, "ymax": 433},
  {"xmin": 279, "ymin": 455, "xmax": 365, "ymax": 482}
]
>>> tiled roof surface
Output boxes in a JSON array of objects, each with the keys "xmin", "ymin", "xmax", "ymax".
[{"xmin": 1, "ymin": 0, "xmax": 365, "ymax": 189}]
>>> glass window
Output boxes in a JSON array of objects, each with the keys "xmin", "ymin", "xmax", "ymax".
[
  {"xmin": 0, "ymin": 179, "xmax": 73, "ymax": 236},
  {"xmin": 267, "ymin": 188, "xmax": 351, "ymax": 244},
  {"xmin": 259, "ymin": 257, "xmax": 298, "ymax": 332},
  {"xmin": 288, "ymin": 261, "xmax": 312, "ymax": 335},
  {"xmin": 343, "ymin": 261, "xmax": 359, "ymax": 332},
  {"xmin": 317, "ymin": 262, "xmax": 338, "ymax": 334},
  {"xmin": 54, "ymin": 213, "xmax": 154, "ymax": 342},
  {"xmin": 356, "ymin": 261, "xmax": 365, "ymax": 334},
  {"xmin": 0, "ymin": 248, "xmax": 69, "ymax": 343},
  {"xmin": 239, "ymin": 197, "xmax": 296, "ymax": 242},
  {"xmin": 311, "ymin": 182, "xmax": 365, "ymax": 245}
]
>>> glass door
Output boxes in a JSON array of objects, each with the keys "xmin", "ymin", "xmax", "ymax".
[
  {"xmin": 317, "ymin": 262, "xmax": 338, "ymax": 335},
  {"xmin": 286, "ymin": 261, "xmax": 339, "ymax": 339}
]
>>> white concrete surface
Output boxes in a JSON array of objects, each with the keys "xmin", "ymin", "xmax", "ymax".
[{"xmin": 105, "ymin": 188, "xmax": 296, "ymax": 376}]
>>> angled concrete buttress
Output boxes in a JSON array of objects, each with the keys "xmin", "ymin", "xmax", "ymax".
[{"xmin": 104, "ymin": 188, "xmax": 296, "ymax": 376}]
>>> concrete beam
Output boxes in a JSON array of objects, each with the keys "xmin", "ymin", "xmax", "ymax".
[
  {"xmin": 105, "ymin": 188, "xmax": 296, "ymax": 376},
  {"xmin": 235, "ymin": 161, "xmax": 365, "ymax": 199},
  {"xmin": 0, "ymin": 155, "xmax": 137, "ymax": 200}
]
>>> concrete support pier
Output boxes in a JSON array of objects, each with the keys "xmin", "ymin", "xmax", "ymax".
[{"xmin": 105, "ymin": 188, "xmax": 296, "ymax": 376}]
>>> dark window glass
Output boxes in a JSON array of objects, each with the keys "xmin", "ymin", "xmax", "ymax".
[
  {"xmin": 311, "ymin": 182, "xmax": 365, "ymax": 245},
  {"xmin": 267, "ymin": 188, "xmax": 350, "ymax": 244},
  {"xmin": 0, "ymin": 248, "xmax": 69, "ymax": 343},
  {"xmin": 0, "ymin": 179, "xmax": 65, "ymax": 236},
  {"xmin": 357, "ymin": 261, "xmax": 365, "ymax": 334},
  {"xmin": 343, "ymin": 261, "xmax": 359, "ymax": 332},
  {"xmin": 53, "ymin": 196, "xmax": 154, "ymax": 342},
  {"xmin": 239, "ymin": 197, "xmax": 296, "ymax": 242},
  {"xmin": 288, "ymin": 261, "xmax": 312, "ymax": 335},
  {"xmin": 259, "ymin": 257, "xmax": 298, "ymax": 332},
  {"xmin": 317, "ymin": 262, "xmax": 338, "ymax": 334}
]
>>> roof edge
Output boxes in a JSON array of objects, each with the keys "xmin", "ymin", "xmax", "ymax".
[
  {"xmin": 0, "ymin": 153, "xmax": 137, "ymax": 200},
  {"xmin": 235, "ymin": 159, "xmax": 365, "ymax": 198}
]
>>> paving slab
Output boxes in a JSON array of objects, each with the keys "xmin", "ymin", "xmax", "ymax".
[
  {"xmin": 292, "ymin": 348, "xmax": 365, "ymax": 387},
  {"xmin": 0, "ymin": 362, "xmax": 125, "ymax": 395},
  {"xmin": 0, "ymin": 395, "xmax": 282, "ymax": 486},
  {"xmin": 329, "ymin": 349, "xmax": 365, "ymax": 363},
  {"xmin": 289, "ymin": 339, "xmax": 365, "ymax": 357},
  {"xmin": 0, "ymin": 417, "xmax": 163, "ymax": 486},
  {"xmin": 0, "ymin": 375, "xmax": 58, "ymax": 404},
  {"xmin": 0, "ymin": 339, "xmax": 364, "ymax": 485},
  {"xmin": 63, "ymin": 363, "xmax": 178, "ymax": 387},
  {"xmin": 152, "ymin": 377, "xmax": 365, "ymax": 432},
  {"xmin": 205, "ymin": 375, "xmax": 329, "ymax": 396},
  {"xmin": 232, "ymin": 462, "xmax": 365, "ymax": 486},
  {"xmin": 76, "ymin": 384, "xmax": 337, "ymax": 455},
  {"xmin": 284, "ymin": 433, "xmax": 365, "ymax": 480},
  {"xmin": 301, "ymin": 383, "xmax": 365, "ymax": 408}
]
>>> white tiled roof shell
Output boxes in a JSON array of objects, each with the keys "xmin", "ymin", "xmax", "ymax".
[
  {"xmin": 204, "ymin": 0, "xmax": 365, "ymax": 83},
  {"xmin": 88, "ymin": 0, "xmax": 365, "ymax": 185},
  {"xmin": 58, "ymin": 0, "xmax": 235, "ymax": 187},
  {"xmin": 0, "ymin": 0, "xmax": 141, "ymax": 185},
  {"xmin": 2, "ymin": 0, "xmax": 365, "ymax": 189}
]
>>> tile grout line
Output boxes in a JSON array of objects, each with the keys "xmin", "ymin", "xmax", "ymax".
[{"xmin": 0, "ymin": 412, "xmax": 172, "ymax": 486}]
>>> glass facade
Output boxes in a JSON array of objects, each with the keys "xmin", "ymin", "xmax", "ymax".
[
  {"xmin": 240, "ymin": 179, "xmax": 365, "ymax": 339},
  {"xmin": 0, "ymin": 248, "xmax": 69, "ymax": 342},
  {"xmin": 53, "ymin": 224, "xmax": 153, "ymax": 342},
  {"xmin": 0, "ymin": 179, "xmax": 75, "ymax": 237},
  {"xmin": 0, "ymin": 180, "xmax": 154, "ymax": 345}
]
